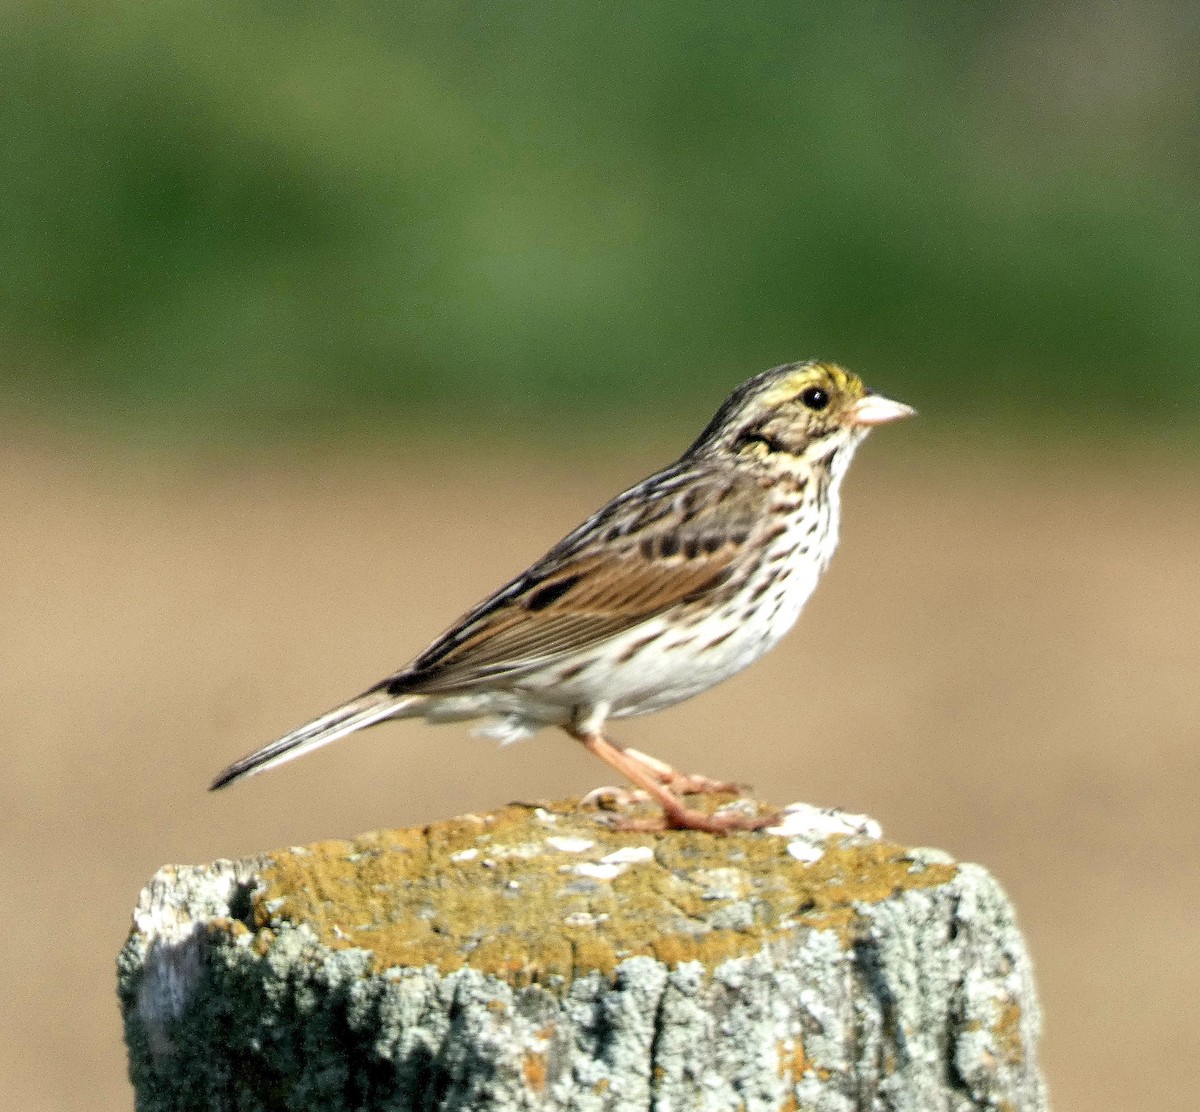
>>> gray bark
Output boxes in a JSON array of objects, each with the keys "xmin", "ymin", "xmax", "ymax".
[{"xmin": 118, "ymin": 799, "xmax": 1048, "ymax": 1111}]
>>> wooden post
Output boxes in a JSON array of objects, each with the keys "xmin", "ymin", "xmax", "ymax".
[{"xmin": 118, "ymin": 798, "xmax": 1048, "ymax": 1111}]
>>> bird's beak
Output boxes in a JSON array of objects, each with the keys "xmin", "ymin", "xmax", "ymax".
[{"xmin": 846, "ymin": 393, "xmax": 916, "ymax": 427}]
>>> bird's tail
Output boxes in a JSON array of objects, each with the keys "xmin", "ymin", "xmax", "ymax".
[{"xmin": 209, "ymin": 686, "xmax": 424, "ymax": 790}]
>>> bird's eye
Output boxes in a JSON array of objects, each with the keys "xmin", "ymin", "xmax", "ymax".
[{"xmin": 800, "ymin": 386, "xmax": 830, "ymax": 411}]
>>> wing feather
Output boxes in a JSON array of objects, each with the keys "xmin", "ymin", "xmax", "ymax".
[{"xmin": 392, "ymin": 468, "xmax": 768, "ymax": 693}]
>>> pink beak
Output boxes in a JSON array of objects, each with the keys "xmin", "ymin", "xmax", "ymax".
[{"xmin": 847, "ymin": 393, "xmax": 916, "ymax": 427}]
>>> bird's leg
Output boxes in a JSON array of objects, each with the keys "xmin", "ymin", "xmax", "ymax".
[
  {"xmin": 619, "ymin": 747, "xmax": 745, "ymax": 796},
  {"xmin": 570, "ymin": 727, "xmax": 776, "ymax": 834}
]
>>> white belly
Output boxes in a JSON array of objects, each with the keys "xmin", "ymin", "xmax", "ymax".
[
  {"xmin": 520, "ymin": 518, "xmax": 829, "ymax": 719},
  {"xmin": 421, "ymin": 498, "xmax": 838, "ymax": 742}
]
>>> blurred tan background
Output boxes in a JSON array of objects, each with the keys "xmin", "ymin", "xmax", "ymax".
[
  {"xmin": 2, "ymin": 3, "xmax": 1199, "ymax": 1110},
  {"xmin": 3, "ymin": 430, "xmax": 1197, "ymax": 1111}
]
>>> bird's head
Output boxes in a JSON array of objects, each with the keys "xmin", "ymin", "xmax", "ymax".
[{"xmin": 687, "ymin": 360, "xmax": 914, "ymax": 468}]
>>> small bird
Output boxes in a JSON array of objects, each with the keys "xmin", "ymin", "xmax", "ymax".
[{"xmin": 211, "ymin": 361, "xmax": 913, "ymax": 832}]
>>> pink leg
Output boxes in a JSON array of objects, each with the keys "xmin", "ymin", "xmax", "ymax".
[
  {"xmin": 620, "ymin": 747, "xmax": 746, "ymax": 795},
  {"xmin": 571, "ymin": 729, "xmax": 776, "ymax": 834}
]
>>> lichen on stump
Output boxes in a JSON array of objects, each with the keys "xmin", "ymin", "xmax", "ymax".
[{"xmin": 118, "ymin": 796, "xmax": 1049, "ymax": 1111}]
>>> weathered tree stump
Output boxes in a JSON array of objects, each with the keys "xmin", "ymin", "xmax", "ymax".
[{"xmin": 118, "ymin": 797, "xmax": 1048, "ymax": 1111}]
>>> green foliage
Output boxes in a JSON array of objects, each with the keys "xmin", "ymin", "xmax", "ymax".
[{"xmin": 3, "ymin": 2, "xmax": 1198, "ymax": 436}]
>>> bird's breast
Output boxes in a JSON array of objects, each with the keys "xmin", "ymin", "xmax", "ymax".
[{"xmin": 520, "ymin": 497, "xmax": 838, "ymax": 719}]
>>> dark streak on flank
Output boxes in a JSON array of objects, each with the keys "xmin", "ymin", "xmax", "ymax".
[
  {"xmin": 747, "ymin": 578, "xmax": 775, "ymax": 604},
  {"xmin": 615, "ymin": 630, "xmax": 664, "ymax": 665},
  {"xmin": 554, "ymin": 661, "xmax": 590, "ymax": 682},
  {"xmin": 703, "ymin": 628, "xmax": 737, "ymax": 651}
]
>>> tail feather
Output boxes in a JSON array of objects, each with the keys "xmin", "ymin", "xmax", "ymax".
[{"xmin": 209, "ymin": 688, "xmax": 424, "ymax": 790}]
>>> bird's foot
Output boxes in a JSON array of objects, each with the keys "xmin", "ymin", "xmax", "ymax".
[
  {"xmin": 581, "ymin": 784, "xmax": 650, "ymax": 810},
  {"xmin": 621, "ymin": 747, "xmax": 746, "ymax": 796},
  {"xmin": 613, "ymin": 801, "xmax": 781, "ymax": 834},
  {"xmin": 573, "ymin": 730, "xmax": 769, "ymax": 834}
]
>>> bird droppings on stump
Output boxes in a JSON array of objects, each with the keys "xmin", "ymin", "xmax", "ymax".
[{"xmin": 119, "ymin": 797, "xmax": 1049, "ymax": 1111}]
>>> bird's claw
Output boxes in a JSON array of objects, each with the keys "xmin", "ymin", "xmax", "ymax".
[
  {"xmin": 581, "ymin": 784, "xmax": 650, "ymax": 810},
  {"xmin": 662, "ymin": 772, "xmax": 745, "ymax": 795},
  {"xmin": 614, "ymin": 804, "xmax": 781, "ymax": 834},
  {"xmin": 620, "ymin": 748, "xmax": 747, "ymax": 796}
]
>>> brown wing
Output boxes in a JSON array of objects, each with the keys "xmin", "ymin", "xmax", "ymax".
[{"xmin": 391, "ymin": 467, "xmax": 768, "ymax": 693}]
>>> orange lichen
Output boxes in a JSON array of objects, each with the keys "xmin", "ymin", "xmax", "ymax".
[
  {"xmin": 777, "ymin": 1036, "xmax": 808, "ymax": 1080},
  {"xmin": 521, "ymin": 1051, "xmax": 548, "ymax": 1093},
  {"xmin": 993, "ymin": 1000, "xmax": 1025, "ymax": 1067},
  {"xmin": 242, "ymin": 797, "xmax": 956, "ymax": 984}
]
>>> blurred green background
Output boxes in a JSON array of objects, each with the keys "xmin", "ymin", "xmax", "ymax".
[
  {"xmin": 5, "ymin": 7, "xmax": 1200, "ymax": 1112},
  {"xmin": 4, "ymin": 1, "xmax": 1198, "ymax": 439}
]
